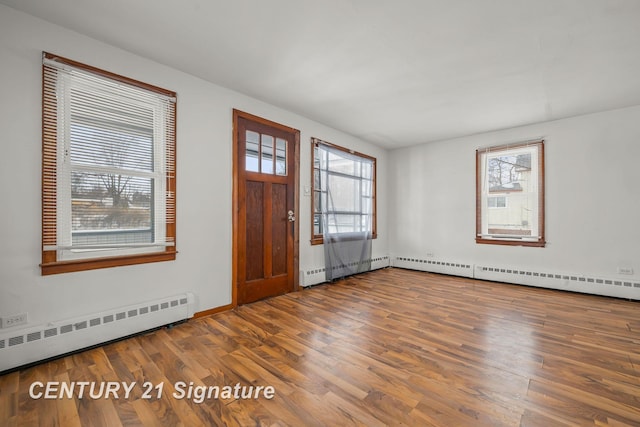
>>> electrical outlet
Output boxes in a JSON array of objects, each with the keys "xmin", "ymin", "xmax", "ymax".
[
  {"xmin": 0, "ymin": 313, "xmax": 28, "ymax": 329},
  {"xmin": 617, "ymin": 267, "xmax": 634, "ymax": 275}
]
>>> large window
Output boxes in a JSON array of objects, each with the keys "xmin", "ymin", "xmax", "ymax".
[
  {"xmin": 311, "ymin": 138, "xmax": 376, "ymax": 245},
  {"xmin": 476, "ymin": 140, "xmax": 545, "ymax": 247},
  {"xmin": 41, "ymin": 52, "xmax": 177, "ymax": 275}
]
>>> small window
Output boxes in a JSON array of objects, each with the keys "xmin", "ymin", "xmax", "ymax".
[
  {"xmin": 41, "ymin": 52, "xmax": 177, "ymax": 274},
  {"xmin": 488, "ymin": 196, "xmax": 507, "ymax": 208},
  {"xmin": 244, "ymin": 131, "xmax": 288, "ymax": 175},
  {"xmin": 476, "ymin": 141, "xmax": 545, "ymax": 247},
  {"xmin": 311, "ymin": 138, "xmax": 376, "ymax": 245}
]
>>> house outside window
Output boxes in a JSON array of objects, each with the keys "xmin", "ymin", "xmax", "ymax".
[{"xmin": 488, "ymin": 196, "xmax": 507, "ymax": 209}]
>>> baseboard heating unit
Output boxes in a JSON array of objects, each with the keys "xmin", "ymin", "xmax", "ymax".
[
  {"xmin": 474, "ymin": 265, "xmax": 640, "ymax": 300},
  {"xmin": 393, "ymin": 256, "xmax": 474, "ymax": 278},
  {"xmin": 392, "ymin": 255, "xmax": 639, "ymax": 301},
  {"xmin": 302, "ymin": 256, "xmax": 390, "ymax": 287},
  {"xmin": 0, "ymin": 293, "xmax": 195, "ymax": 373}
]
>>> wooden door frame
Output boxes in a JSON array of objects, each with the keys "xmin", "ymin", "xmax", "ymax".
[{"xmin": 232, "ymin": 109, "xmax": 300, "ymax": 307}]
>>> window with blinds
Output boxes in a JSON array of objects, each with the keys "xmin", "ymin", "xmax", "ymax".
[
  {"xmin": 476, "ymin": 140, "xmax": 545, "ymax": 247},
  {"xmin": 41, "ymin": 52, "xmax": 177, "ymax": 275}
]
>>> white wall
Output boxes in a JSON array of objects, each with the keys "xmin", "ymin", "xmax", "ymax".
[
  {"xmin": 389, "ymin": 105, "xmax": 640, "ymax": 293},
  {"xmin": 0, "ymin": 5, "xmax": 388, "ymax": 333}
]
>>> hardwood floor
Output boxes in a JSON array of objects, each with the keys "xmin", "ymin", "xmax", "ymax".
[{"xmin": 1, "ymin": 268, "xmax": 639, "ymax": 426}]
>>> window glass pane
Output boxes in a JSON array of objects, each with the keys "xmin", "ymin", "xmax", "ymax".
[
  {"xmin": 327, "ymin": 214, "xmax": 360, "ymax": 234},
  {"xmin": 487, "ymin": 153, "xmax": 531, "ymax": 192},
  {"xmin": 486, "ymin": 152, "xmax": 533, "ymax": 235},
  {"xmin": 361, "ymin": 161, "xmax": 372, "ymax": 179},
  {"xmin": 487, "ymin": 193, "xmax": 533, "ymax": 235},
  {"xmin": 319, "ymin": 147, "xmax": 328, "ymax": 169},
  {"xmin": 69, "ymin": 113, "xmax": 153, "ymax": 172},
  {"xmin": 355, "ymin": 160, "xmax": 362, "ymax": 177},
  {"xmin": 327, "ymin": 151, "xmax": 355, "ymax": 175},
  {"xmin": 245, "ymin": 130, "xmax": 259, "ymax": 172},
  {"xmin": 261, "ymin": 134, "xmax": 274, "ymax": 174},
  {"xmin": 361, "ymin": 196, "xmax": 372, "ymax": 214},
  {"xmin": 314, "ymin": 169, "xmax": 327, "ymax": 190},
  {"xmin": 275, "ymin": 138, "xmax": 287, "ymax": 175},
  {"xmin": 314, "ymin": 191, "xmax": 322, "ymax": 214},
  {"xmin": 327, "ymin": 174, "xmax": 360, "ymax": 212},
  {"xmin": 321, "ymin": 192, "xmax": 327, "ymax": 214},
  {"xmin": 362, "ymin": 179, "xmax": 372, "ymax": 197},
  {"xmin": 313, "ymin": 214, "xmax": 322, "ymax": 235},
  {"xmin": 71, "ymin": 172, "xmax": 152, "ymax": 244}
]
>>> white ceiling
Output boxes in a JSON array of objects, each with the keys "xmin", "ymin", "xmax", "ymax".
[{"xmin": 3, "ymin": 0, "xmax": 640, "ymax": 149}]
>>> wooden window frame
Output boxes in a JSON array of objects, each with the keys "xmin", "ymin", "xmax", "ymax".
[
  {"xmin": 476, "ymin": 140, "xmax": 545, "ymax": 247},
  {"xmin": 311, "ymin": 138, "xmax": 377, "ymax": 245},
  {"xmin": 41, "ymin": 52, "xmax": 177, "ymax": 275}
]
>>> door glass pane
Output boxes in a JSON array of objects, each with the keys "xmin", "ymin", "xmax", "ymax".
[
  {"xmin": 261, "ymin": 134, "xmax": 274, "ymax": 174},
  {"xmin": 276, "ymin": 138, "xmax": 287, "ymax": 175},
  {"xmin": 245, "ymin": 130, "xmax": 259, "ymax": 172}
]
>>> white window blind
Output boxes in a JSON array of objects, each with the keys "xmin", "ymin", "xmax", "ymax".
[{"xmin": 42, "ymin": 53, "xmax": 176, "ymax": 262}]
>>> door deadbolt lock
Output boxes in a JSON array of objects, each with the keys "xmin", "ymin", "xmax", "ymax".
[{"xmin": 287, "ymin": 210, "xmax": 296, "ymax": 222}]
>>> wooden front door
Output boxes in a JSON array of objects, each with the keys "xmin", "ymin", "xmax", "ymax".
[{"xmin": 233, "ymin": 110, "xmax": 299, "ymax": 305}]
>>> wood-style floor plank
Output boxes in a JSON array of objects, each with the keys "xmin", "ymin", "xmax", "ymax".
[{"xmin": 1, "ymin": 268, "xmax": 639, "ymax": 426}]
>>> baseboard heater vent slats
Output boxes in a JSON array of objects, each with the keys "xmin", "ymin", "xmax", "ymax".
[
  {"xmin": 0, "ymin": 292, "xmax": 195, "ymax": 373},
  {"xmin": 302, "ymin": 256, "xmax": 391, "ymax": 287},
  {"xmin": 475, "ymin": 265, "xmax": 639, "ymax": 299},
  {"xmin": 27, "ymin": 332, "xmax": 41, "ymax": 342},
  {"xmin": 392, "ymin": 256, "xmax": 639, "ymax": 300},
  {"xmin": 393, "ymin": 256, "xmax": 474, "ymax": 278}
]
